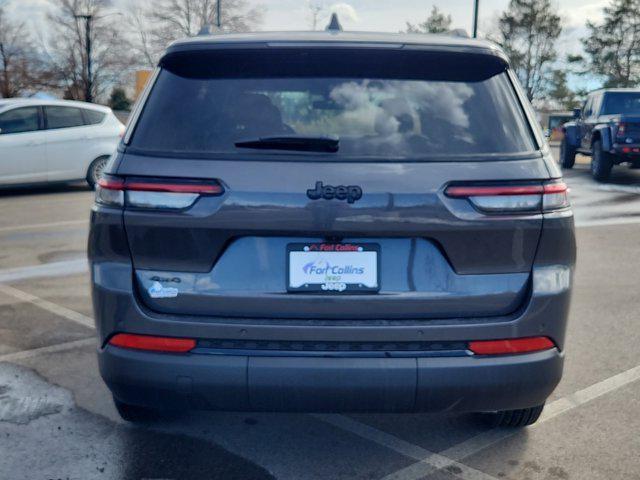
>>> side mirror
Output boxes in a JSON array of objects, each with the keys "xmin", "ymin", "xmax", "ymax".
[{"xmin": 572, "ymin": 108, "xmax": 581, "ymax": 119}]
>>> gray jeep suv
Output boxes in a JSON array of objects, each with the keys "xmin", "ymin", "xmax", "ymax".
[{"xmin": 89, "ymin": 30, "xmax": 575, "ymax": 427}]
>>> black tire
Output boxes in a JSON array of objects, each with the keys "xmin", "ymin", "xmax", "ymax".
[
  {"xmin": 113, "ymin": 397, "xmax": 159, "ymax": 423},
  {"xmin": 86, "ymin": 156, "xmax": 110, "ymax": 189},
  {"xmin": 591, "ymin": 140, "xmax": 613, "ymax": 182},
  {"xmin": 559, "ymin": 138, "xmax": 576, "ymax": 169},
  {"xmin": 484, "ymin": 403, "xmax": 545, "ymax": 428}
]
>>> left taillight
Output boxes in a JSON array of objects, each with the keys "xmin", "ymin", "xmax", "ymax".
[
  {"xmin": 95, "ymin": 174, "xmax": 224, "ymax": 209},
  {"xmin": 109, "ymin": 333, "xmax": 196, "ymax": 353},
  {"xmin": 444, "ymin": 181, "xmax": 569, "ymax": 214}
]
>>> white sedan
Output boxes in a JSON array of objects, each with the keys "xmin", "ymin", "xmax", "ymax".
[{"xmin": 0, "ymin": 99, "xmax": 125, "ymax": 188}]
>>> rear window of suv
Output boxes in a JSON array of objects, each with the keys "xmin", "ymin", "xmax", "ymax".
[{"xmin": 129, "ymin": 49, "xmax": 536, "ymax": 160}]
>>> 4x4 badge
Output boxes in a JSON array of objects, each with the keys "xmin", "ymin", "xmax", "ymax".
[{"xmin": 307, "ymin": 181, "xmax": 362, "ymax": 204}]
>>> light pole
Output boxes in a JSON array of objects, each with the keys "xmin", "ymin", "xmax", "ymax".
[
  {"xmin": 472, "ymin": 0, "xmax": 479, "ymax": 38},
  {"xmin": 74, "ymin": 14, "xmax": 93, "ymax": 102},
  {"xmin": 217, "ymin": 0, "xmax": 221, "ymax": 28}
]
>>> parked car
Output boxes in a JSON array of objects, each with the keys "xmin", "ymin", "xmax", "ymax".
[
  {"xmin": 560, "ymin": 88, "xmax": 640, "ymax": 181},
  {"xmin": 89, "ymin": 29, "xmax": 575, "ymax": 427},
  {"xmin": 0, "ymin": 99, "xmax": 125, "ymax": 188}
]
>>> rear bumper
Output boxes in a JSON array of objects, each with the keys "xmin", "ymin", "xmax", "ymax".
[
  {"xmin": 611, "ymin": 144, "xmax": 640, "ymax": 158},
  {"xmin": 99, "ymin": 345, "xmax": 563, "ymax": 413}
]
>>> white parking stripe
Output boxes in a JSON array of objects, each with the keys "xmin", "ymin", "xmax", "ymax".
[
  {"xmin": 380, "ymin": 362, "xmax": 640, "ymax": 480},
  {"xmin": 597, "ymin": 184, "xmax": 640, "ymax": 194},
  {"xmin": 313, "ymin": 414, "xmax": 502, "ymax": 480},
  {"xmin": 576, "ymin": 219, "xmax": 640, "ymax": 228},
  {"xmin": 0, "ymin": 259, "xmax": 88, "ymax": 283},
  {"xmin": 0, "ymin": 283, "xmax": 94, "ymax": 329},
  {"xmin": 0, "ymin": 337, "xmax": 96, "ymax": 363},
  {"xmin": 0, "ymin": 219, "xmax": 87, "ymax": 233}
]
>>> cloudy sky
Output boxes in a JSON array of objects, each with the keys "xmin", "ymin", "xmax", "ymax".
[
  {"xmin": 6, "ymin": 0, "xmax": 608, "ymax": 32},
  {"xmin": 6, "ymin": 0, "xmax": 608, "ymax": 89}
]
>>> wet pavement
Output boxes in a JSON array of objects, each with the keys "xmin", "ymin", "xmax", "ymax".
[{"xmin": 1, "ymin": 154, "xmax": 640, "ymax": 479}]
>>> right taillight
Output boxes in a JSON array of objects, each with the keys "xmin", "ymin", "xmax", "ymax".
[
  {"xmin": 445, "ymin": 181, "xmax": 569, "ymax": 214},
  {"xmin": 95, "ymin": 174, "xmax": 224, "ymax": 209},
  {"xmin": 541, "ymin": 181, "xmax": 570, "ymax": 212}
]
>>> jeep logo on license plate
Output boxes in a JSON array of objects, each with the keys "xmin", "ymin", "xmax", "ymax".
[{"xmin": 307, "ymin": 181, "xmax": 362, "ymax": 203}]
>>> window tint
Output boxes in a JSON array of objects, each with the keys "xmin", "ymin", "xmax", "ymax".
[
  {"xmin": 83, "ymin": 109, "xmax": 106, "ymax": 125},
  {"xmin": 46, "ymin": 106, "xmax": 85, "ymax": 129},
  {"xmin": 0, "ymin": 107, "xmax": 39, "ymax": 134},
  {"xmin": 131, "ymin": 71, "xmax": 536, "ymax": 159},
  {"xmin": 602, "ymin": 92, "xmax": 640, "ymax": 115}
]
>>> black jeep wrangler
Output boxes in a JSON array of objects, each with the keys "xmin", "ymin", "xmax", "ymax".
[{"xmin": 560, "ymin": 88, "xmax": 640, "ymax": 181}]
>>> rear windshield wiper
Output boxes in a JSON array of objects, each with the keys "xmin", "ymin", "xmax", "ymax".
[{"xmin": 234, "ymin": 135, "xmax": 339, "ymax": 153}]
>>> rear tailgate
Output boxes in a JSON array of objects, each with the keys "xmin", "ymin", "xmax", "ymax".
[{"xmin": 119, "ymin": 155, "xmax": 546, "ymax": 320}]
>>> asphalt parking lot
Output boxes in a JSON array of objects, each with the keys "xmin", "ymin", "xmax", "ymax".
[{"xmin": 1, "ymin": 150, "xmax": 640, "ymax": 480}]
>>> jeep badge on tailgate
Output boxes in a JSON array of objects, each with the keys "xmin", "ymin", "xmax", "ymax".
[{"xmin": 306, "ymin": 181, "xmax": 363, "ymax": 203}]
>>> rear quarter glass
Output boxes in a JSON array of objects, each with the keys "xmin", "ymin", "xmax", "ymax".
[{"xmin": 125, "ymin": 48, "xmax": 538, "ymax": 161}]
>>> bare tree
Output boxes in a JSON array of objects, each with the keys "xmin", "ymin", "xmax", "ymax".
[
  {"xmin": 0, "ymin": 3, "xmax": 38, "ymax": 97},
  {"xmin": 44, "ymin": 0, "xmax": 134, "ymax": 102},
  {"xmin": 129, "ymin": 0, "xmax": 264, "ymax": 67},
  {"xmin": 308, "ymin": 1, "xmax": 324, "ymax": 31}
]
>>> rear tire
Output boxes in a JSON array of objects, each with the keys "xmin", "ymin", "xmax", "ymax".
[
  {"xmin": 484, "ymin": 403, "xmax": 545, "ymax": 428},
  {"xmin": 113, "ymin": 397, "xmax": 159, "ymax": 423},
  {"xmin": 559, "ymin": 138, "xmax": 576, "ymax": 169},
  {"xmin": 86, "ymin": 156, "xmax": 110, "ymax": 189},
  {"xmin": 591, "ymin": 140, "xmax": 613, "ymax": 182}
]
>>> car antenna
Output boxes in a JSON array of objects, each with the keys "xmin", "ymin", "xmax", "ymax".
[{"xmin": 325, "ymin": 13, "xmax": 342, "ymax": 32}]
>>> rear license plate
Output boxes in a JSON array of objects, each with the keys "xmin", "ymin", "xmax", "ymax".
[{"xmin": 287, "ymin": 243, "xmax": 380, "ymax": 293}]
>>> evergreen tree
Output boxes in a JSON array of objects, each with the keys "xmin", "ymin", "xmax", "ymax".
[
  {"xmin": 405, "ymin": 6, "xmax": 452, "ymax": 34},
  {"xmin": 109, "ymin": 87, "xmax": 131, "ymax": 111},
  {"xmin": 582, "ymin": 0, "xmax": 640, "ymax": 87}
]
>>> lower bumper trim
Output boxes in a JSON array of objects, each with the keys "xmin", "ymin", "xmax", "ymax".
[{"xmin": 99, "ymin": 346, "xmax": 563, "ymax": 413}]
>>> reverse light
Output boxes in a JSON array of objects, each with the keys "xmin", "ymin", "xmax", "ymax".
[
  {"xmin": 468, "ymin": 336, "xmax": 555, "ymax": 355},
  {"xmin": 109, "ymin": 333, "xmax": 196, "ymax": 353},
  {"xmin": 445, "ymin": 181, "xmax": 569, "ymax": 214},
  {"xmin": 96, "ymin": 175, "xmax": 224, "ymax": 209}
]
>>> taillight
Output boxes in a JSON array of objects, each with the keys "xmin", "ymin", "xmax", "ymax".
[
  {"xmin": 445, "ymin": 181, "xmax": 569, "ymax": 214},
  {"xmin": 95, "ymin": 175, "xmax": 224, "ymax": 209},
  {"xmin": 542, "ymin": 181, "xmax": 570, "ymax": 211},
  {"xmin": 468, "ymin": 336, "xmax": 555, "ymax": 355},
  {"xmin": 109, "ymin": 333, "xmax": 195, "ymax": 353}
]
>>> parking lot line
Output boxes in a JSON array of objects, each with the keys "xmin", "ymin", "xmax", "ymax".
[
  {"xmin": 0, "ymin": 337, "xmax": 96, "ymax": 363},
  {"xmin": 379, "ymin": 361, "xmax": 640, "ymax": 480},
  {"xmin": 0, "ymin": 219, "xmax": 87, "ymax": 234},
  {"xmin": 0, "ymin": 283, "xmax": 94, "ymax": 329},
  {"xmin": 313, "ymin": 414, "xmax": 502, "ymax": 480},
  {"xmin": 0, "ymin": 259, "xmax": 88, "ymax": 283},
  {"xmin": 575, "ymin": 218, "xmax": 640, "ymax": 228}
]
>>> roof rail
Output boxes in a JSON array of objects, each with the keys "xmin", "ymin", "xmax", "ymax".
[{"xmin": 326, "ymin": 13, "xmax": 342, "ymax": 32}]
